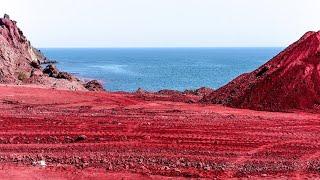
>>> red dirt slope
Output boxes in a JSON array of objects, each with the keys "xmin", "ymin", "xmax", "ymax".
[
  {"xmin": 202, "ymin": 31, "xmax": 320, "ymax": 112},
  {"xmin": 0, "ymin": 85, "xmax": 320, "ymax": 179}
]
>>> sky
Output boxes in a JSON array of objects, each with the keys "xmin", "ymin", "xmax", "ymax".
[{"xmin": 1, "ymin": 0, "xmax": 320, "ymax": 48}]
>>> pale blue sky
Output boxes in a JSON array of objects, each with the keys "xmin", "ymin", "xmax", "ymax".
[{"xmin": 2, "ymin": 0, "xmax": 320, "ymax": 47}]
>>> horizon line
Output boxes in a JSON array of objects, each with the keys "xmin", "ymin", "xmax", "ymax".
[{"xmin": 38, "ymin": 46, "xmax": 285, "ymax": 49}]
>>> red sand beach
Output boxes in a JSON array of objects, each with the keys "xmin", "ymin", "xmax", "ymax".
[{"xmin": 0, "ymin": 85, "xmax": 319, "ymax": 179}]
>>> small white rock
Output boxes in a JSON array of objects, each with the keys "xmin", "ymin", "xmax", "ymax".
[{"xmin": 39, "ymin": 160, "xmax": 46, "ymax": 167}]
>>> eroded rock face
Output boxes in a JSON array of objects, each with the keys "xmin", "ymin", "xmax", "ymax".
[
  {"xmin": 202, "ymin": 31, "xmax": 320, "ymax": 111},
  {"xmin": 0, "ymin": 15, "xmax": 34, "ymax": 83},
  {"xmin": 0, "ymin": 14, "xmax": 104, "ymax": 91}
]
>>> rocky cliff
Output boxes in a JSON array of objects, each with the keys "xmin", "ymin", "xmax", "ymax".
[
  {"xmin": 202, "ymin": 31, "xmax": 320, "ymax": 111},
  {"xmin": 0, "ymin": 14, "xmax": 104, "ymax": 91}
]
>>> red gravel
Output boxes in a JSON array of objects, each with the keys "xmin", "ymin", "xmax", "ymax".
[{"xmin": 0, "ymin": 85, "xmax": 319, "ymax": 179}]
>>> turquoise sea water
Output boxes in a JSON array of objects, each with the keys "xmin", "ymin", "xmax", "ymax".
[{"xmin": 40, "ymin": 48, "xmax": 283, "ymax": 92}]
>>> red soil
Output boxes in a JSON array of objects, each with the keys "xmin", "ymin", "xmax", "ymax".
[
  {"xmin": 0, "ymin": 85, "xmax": 320, "ymax": 179},
  {"xmin": 203, "ymin": 31, "xmax": 320, "ymax": 112}
]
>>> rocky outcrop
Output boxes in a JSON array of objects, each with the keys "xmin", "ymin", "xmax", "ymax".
[
  {"xmin": 157, "ymin": 89, "xmax": 182, "ymax": 95},
  {"xmin": 43, "ymin": 64, "xmax": 59, "ymax": 77},
  {"xmin": 202, "ymin": 31, "xmax": 320, "ymax": 112},
  {"xmin": 184, "ymin": 87, "xmax": 215, "ymax": 97},
  {"xmin": 0, "ymin": 14, "xmax": 33, "ymax": 83},
  {"xmin": 0, "ymin": 14, "xmax": 104, "ymax": 91},
  {"xmin": 56, "ymin": 72, "xmax": 75, "ymax": 81},
  {"xmin": 134, "ymin": 87, "xmax": 213, "ymax": 104},
  {"xmin": 84, "ymin": 80, "xmax": 105, "ymax": 91}
]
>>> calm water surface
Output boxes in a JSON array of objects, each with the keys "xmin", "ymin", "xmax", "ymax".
[{"xmin": 40, "ymin": 48, "xmax": 283, "ymax": 92}]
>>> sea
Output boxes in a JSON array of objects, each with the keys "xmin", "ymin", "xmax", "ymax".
[{"xmin": 40, "ymin": 48, "xmax": 283, "ymax": 92}]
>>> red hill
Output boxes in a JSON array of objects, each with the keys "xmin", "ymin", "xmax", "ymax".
[{"xmin": 202, "ymin": 31, "xmax": 320, "ymax": 112}]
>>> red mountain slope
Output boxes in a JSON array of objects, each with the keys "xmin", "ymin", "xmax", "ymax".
[{"xmin": 202, "ymin": 31, "xmax": 320, "ymax": 112}]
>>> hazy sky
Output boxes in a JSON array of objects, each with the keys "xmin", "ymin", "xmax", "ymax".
[{"xmin": 1, "ymin": 0, "xmax": 320, "ymax": 47}]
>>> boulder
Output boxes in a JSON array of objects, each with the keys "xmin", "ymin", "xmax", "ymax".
[
  {"xmin": 56, "ymin": 72, "xmax": 74, "ymax": 81},
  {"xmin": 43, "ymin": 64, "xmax": 59, "ymax": 77},
  {"xmin": 84, "ymin": 80, "xmax": 105, "ymax": 91},
  {"xmin": 30, "ymin": 61, "xmax": 41, "ymax": 69},
  {"xmin": 31, "ymin": 69, "xmax": 43, "ymax": 77},
  {"xmin": 74, "ymin": 135, "xmax": 87, "ymax": 142}
]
